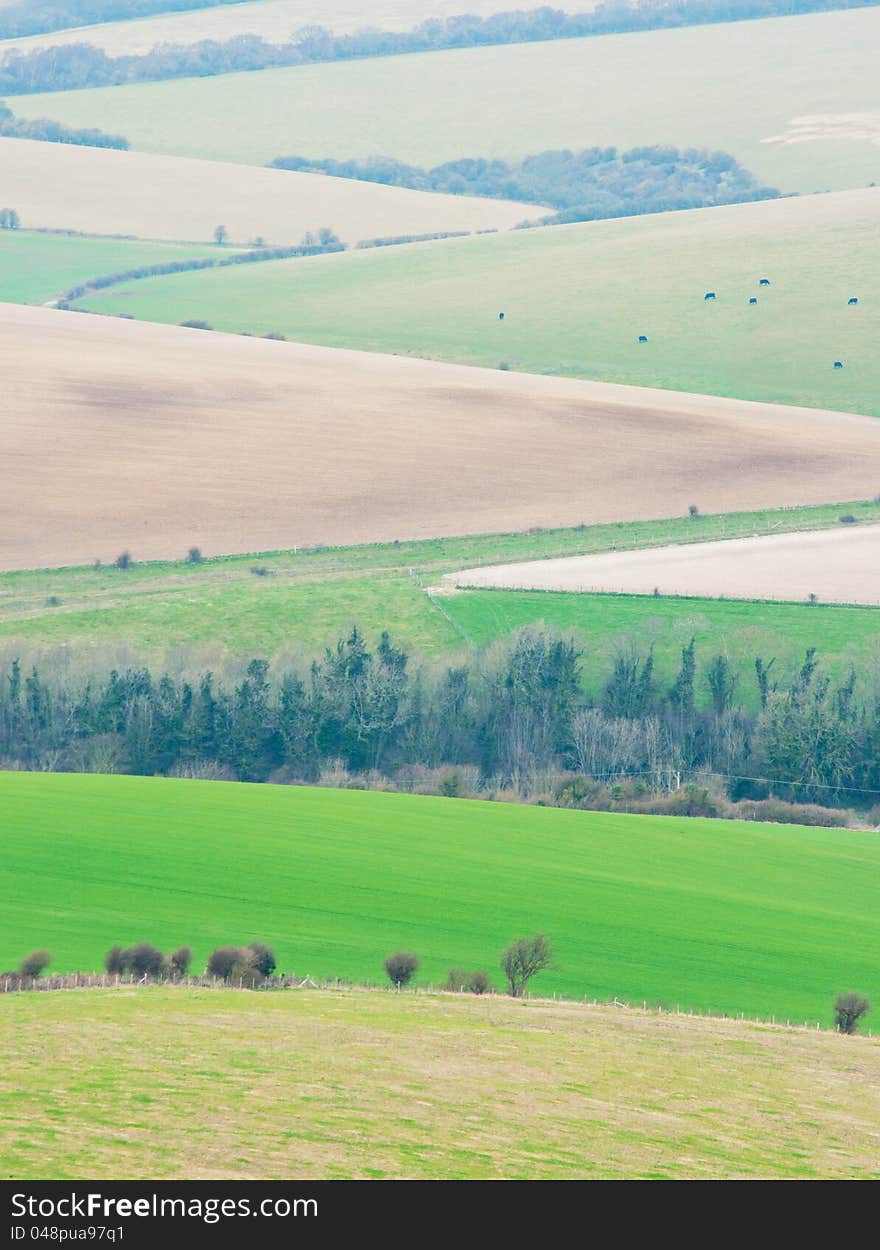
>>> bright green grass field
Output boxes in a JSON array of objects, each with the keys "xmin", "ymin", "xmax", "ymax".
[
  {"xmin": 14, "ymin": 9, "xmax": 880, "ymax": 193},
  {"xmin": 75, "ymin": 191, "xmax": 880, "ymax": 415},
  {"xmin": 2, "ymin": 772, "xmax": 879, "ymax": 1024},
  {"xmin": 3, "ymin": 505, "xmax": 880, "ymax": 694},
  {"xmin": 0, "ymin": 231, "xmax": 222, "ymax": 304}
]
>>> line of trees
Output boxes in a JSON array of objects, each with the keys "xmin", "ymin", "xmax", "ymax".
[
  {"xmin": 0, "ymin": 99, "xmax": 127, "ymax": 148},
  {"xmin": 1, "ymin": 3, "xmax": 876, "ymax": 93},
  {"xmin": 3, "ymin": 626, "xmax": 880, "ymax": 816},
  {"xmin": 274, "ymin": 145, "xmax": 780, "ymax": 224},
  {"xmin": 0, "ymin": 0, "xmax": 243, "ymax": 41}
]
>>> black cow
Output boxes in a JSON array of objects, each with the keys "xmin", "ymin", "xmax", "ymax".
[
  {"xmin": 498, "ymin": 312, "xmax": 505, "ymax": 320},
  {"xmin": 848, "ymin": 297, "xmax": 859, "ymax": 305},
  {"xmin": 704, "ymin": 291, "xmax": 716, "ymax": 300},
  {"xmin": 638, "ymin": 334, "xmax": 648, "ymax": 343},
  {"xmin": 834, "ymin": 361, "xmax": 844, "ymax": 369},
  {"xmin": 759, "ymin": 278, "xmax": 771, "ymax": 286},
  {"xmin": 749, "ymin": 297, "xmax": 758, "ymax": 305}
]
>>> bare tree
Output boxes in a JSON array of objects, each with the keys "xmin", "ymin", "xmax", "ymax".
[
  {"xmin": 834, "ymin": 992, "xmax": 870, "ymax": 1034},
  {"xmin": 500, "ymin": 933, "xmax": 554, "ymax": 997}
]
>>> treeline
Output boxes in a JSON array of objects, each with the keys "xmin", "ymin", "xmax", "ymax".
[
  {"xmin": 0, "ymin": 0, "xmax": 242, "ymax": 41},
  {"xmin": 1, "ymin": 2, "xmax": 878, "ymax": 94},
  {"xmin": 56, "ymin": 229, "xmax": 344, "ymax": 306},
  {"xmin": 3, "ymin": 627, "xmax": 879, "ymax": 816},
  {"xmin": 0, "ymin": 99, "xmax": 127, "ymax": 147},
  {"xmin": 274, "ymin": 146, "xmax": 780, "ymax": 224}
]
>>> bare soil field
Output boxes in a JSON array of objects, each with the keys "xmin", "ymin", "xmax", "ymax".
[
  {"xmin": 0, "ymin": 1, "xmax": 596, "ymax": 57},
  {"xmin": 0, "ymin": 138, "xmax": 538, "ymax": 246},
  {"xmin": 3, "ymin": 303, "xmax": 880, "ymax": 573},
  {"xmin": 450, "ymin": 526, "xmax": 880, "ymax": 606}
]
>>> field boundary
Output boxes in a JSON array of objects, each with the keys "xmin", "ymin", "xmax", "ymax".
[{"xmin": 3, "ymin": 974, "xmax": 874, "ymax": 1039}]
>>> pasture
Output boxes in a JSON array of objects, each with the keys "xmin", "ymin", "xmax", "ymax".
[
  {"xmin": 0, "ymin": 138, "xmax": 538, "ymax": 247},
  {"xmin": 0, "ymin": 230, "xmax": 220, "ymax": 304},
  {"xmin": 5, "ymin": 304, "xmax": 880, "ymax": 573},
  {"xmin": 2, "ymin": 989, "xmax": 878, "ymax": 1180},
  {"xmin": 0, "ymin": 0, "xmax": 565, "ymax": 56},
  {"xmin": 14, "ymin": 9, "xmax": 880, "ymax": 193},
  {"xmin": 2, "ymin": 772, "xmax": 879, "ymax": 1025},
  {"xmin": 72, "ymin": 189, "xmax": 880, "ymax": 417},
  {"xmin": 3, "ymin": 502, "xmax": 880, "ymax": 693},
  {"xmin": 449, "ymin": 525, "xmax": 880, "ymax": 607}
]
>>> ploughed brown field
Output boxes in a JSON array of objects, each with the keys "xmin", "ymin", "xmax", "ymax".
[
  {"xmin": 448, "ymin": 526, "xmax": 880, "ymax": 606},
  {"xmin": 3, "ymin": 302, "xmax": 880, "ymax": 573},
  {"xmin": 0, "ymin": 139, "xmax": 538, "ymax": 248}
]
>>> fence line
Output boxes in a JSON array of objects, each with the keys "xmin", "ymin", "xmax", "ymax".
[{"xmin": 1, "ymin": 973, "xmax": 872, "ymax": 1038}]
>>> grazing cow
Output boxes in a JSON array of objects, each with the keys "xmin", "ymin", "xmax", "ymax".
[
  {"xmin": 759, "ymin": 278, "xmax": 771, "ymax": 286},
  {"xmin": 498, "ymin": 311, "xmax": 505, "ymax": 320},
  {"xmin": 834, "ymin": 361, "xmax": 844, "ymax": 369},
  {"xmin": 638, "ymin": 334, "xmax": 648, "ymax": 343},
  {"xmin": 848, "ymin": 297, "xmax": 859, "ymax": 305},
  {"xmin": 704, "ymin": 291, "xmax": 716, "ymax": 301},
  {"xmin": 749, "ymin": 297, "xmax": 758, "ymax": 305}
]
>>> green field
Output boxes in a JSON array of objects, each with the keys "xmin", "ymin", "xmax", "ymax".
[
  {"xmin": 3, "ymin": 504, "xmax": 880, "ymax": 691},
  {"xmin": 15, "ymin": 9, "xmax": 880, "ymax": 194},
  {"xmin": 74, "ymin": 191, "xmax": 880, "ymax": 416},
  {"xmin": 3, "ymin": 772, "xmax": 879, "ymax": 1024},
  {"xmin": 0, "ymin": 230, "xmax": 224, "ymax": 305},
  {"xmin": 2, "ymin": 988, "xmax": 878, "ymax": 1180}
]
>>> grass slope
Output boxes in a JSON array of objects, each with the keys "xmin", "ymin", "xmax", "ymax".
[
  {"xmin": 14, "ymin": 9, "xmax": 880, "ymax": 193},
  {"xmin": 2, "ymin": 772, "xmax": 879, "ymax": 1025},
  {"xmin": 74, "ymin": 190, "xmax": 880, "ymax": 416},
  {"xmin": 2, "ymin": 989, "xmax": 878, "ymax": 1180},
  {"xmin": 3, "ymin": 503, "xmax": 880, "ymax": 692},
  {"xmin": 0, "ymin": 230, "xmax": 221, "ymax": 304},
  {"xmin": 0, "ymin": 138, "xmax": 538, "ymax": 248}
]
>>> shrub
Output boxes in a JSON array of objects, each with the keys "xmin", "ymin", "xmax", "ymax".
[
  {"xmin": 18, "ymin": 949, "xmax": 50, "ymax": 978},
  {"xmin": 124, "ymin": 943, "xmax": 164, "ymax": 978},
  {"xmin": 263, "ymin": 332, "xmax": 288, "ymax": 341},
  {"xmin": 839, "ymin": 514, "xmax": 858, "ymax": 524},
  {"xmin": 384, "ymin": 950, "xmax": 419, "ymax": 988},
  {"xmin": 180, "ymin": 320, "xmax": 213, "ymax": 330},
  {"xmin": 438, "ymin": 769, "xmax": 462, "ymax": 798},
  {"xmin": 442, "ymin": 967, "xmax": 470, "ymax": 992},
  {"xmin": 114, "ymin": 551, "xmax": 132, "ymax": 570},
  {"xmin": 467, "ymin": 970, "xmax": 491, "ymax": 995},
  {"xmin": 104, "ymin": 945, "xmax": 125, "ymax": 974},
  {"xmin": 500, "ymin": 933, "xmax": 554, "ymax": 997},
  {"xmin": 250, "ymin": 565, "xmax": 271, "ymax": 577},
  {"xmin": 246, "ymin": 942, "xmax": 276, "ymax": 977},
  {"xmin": 169, "ymin": 946, "xmax": 192, "ymax": 977},
  {"xmin": 46, "ymin": 595, "xmax": 61, "ymax": 607},
  {"xmin": 186, "ymin": 547, "xmax": 203, "ymax": 564},
  {"xmin": 834, "ymin": 992, "xmax": 870, "ymax": 1034},
  {"xmin": 207, "ymin": 945, "xmax": 242, "ymax": 981},
  {"xmin": 688, "ymin": 504, "xmax": 700, "ymax": 518}
]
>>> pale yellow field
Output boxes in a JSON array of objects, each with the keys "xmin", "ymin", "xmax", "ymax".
[
  {"xmin": 2, "ymin": 988, "xmax": 878, "ymax": 1179},
  {"xmin": 0, "ymin": 1, "xmax": 597, "ymax": 56},
  {"xmin": 0, "ymin": 138, "xmax": 538, "ymax": 245},
  {"xmin": 4, "ymin": 302, "xmax": 880, "ymax": 572},
  {"xmin": 448, "ymin": 525, "xmax": 880, "ymax": 606}
]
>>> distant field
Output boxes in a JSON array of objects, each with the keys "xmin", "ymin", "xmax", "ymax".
[
  {"xmin": 15, "ymin": 9, "xmax": 880, "ymax": 193},
  {"xmin": 450, "ymin": 525, "xmax": 880, "ymax": 606},
  {"xmin": 2, "ymin": 989, "xmax": 878, "ymax": 1180},
  {"xmin": 0, "ymin": 0, "xmax": 586, "ymax": 56},
  {"xmin": 6, "ymin": 304, "xmax": 880, "ymax": 572},
  {"xmin": 3, "ymin": 772, "xmax": 879, "ymax": 1026},
  {"xmin": 75, "ymin": 189, "xmax": 880, "ymax": 417},
  {"xmin": 0, "ymin": 138, "xmax": 538, "ymax": 247},
  {"xmin": 0, "ymin": 230, "xmax": 220, "ymax": 304},
  {"xmin": 3, "ymin": 502, "xmax": 880, "ymax": 694}
]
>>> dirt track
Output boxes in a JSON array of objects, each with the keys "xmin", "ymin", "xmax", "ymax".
[
  {"xmin": 451, "ymin": 527, "xmax": 880, "ymax": 606},
  {"xmin": 0, "ymin": 139, "xmax": 538, "ymax": 246},
  {"xmin": 3, "ymin": 303, "xmax": 880, "ymax": 572}
]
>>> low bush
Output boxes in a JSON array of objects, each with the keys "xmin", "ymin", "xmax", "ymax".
[
  {"xmin": 18, "ymin": 949, "xmax": 50, "ymax": 978},
  {"xmin": 384, "ymin": 950, "xmax": 419, "ymax": 988}
]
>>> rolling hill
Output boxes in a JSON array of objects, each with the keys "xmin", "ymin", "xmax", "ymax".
[
  {"xmin": 3, "ymin": 771, "xmax": 879, "ymax": 1023},
  {"xmin": 73, "ymin": 188, "xmax": 880, "ymax": 416},
  {"xmin": 0, "ymin": 137, "xmax": 540, "ymax": 246},
  {"xmin": 3, "ymin": 303, "xmax": 880, "ymax": 572},
  {"xmin": 14, "ymin": 8, "xmax": 880, "ymax": 193},
  {"xmin": 2, "ymin": 988, "xmax": 878, "ymax": 1179}
]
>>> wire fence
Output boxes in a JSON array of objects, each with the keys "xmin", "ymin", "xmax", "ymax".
[{"xmin": 1, "ymin": 973, "xmax": 872, "ymax": 1038}]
